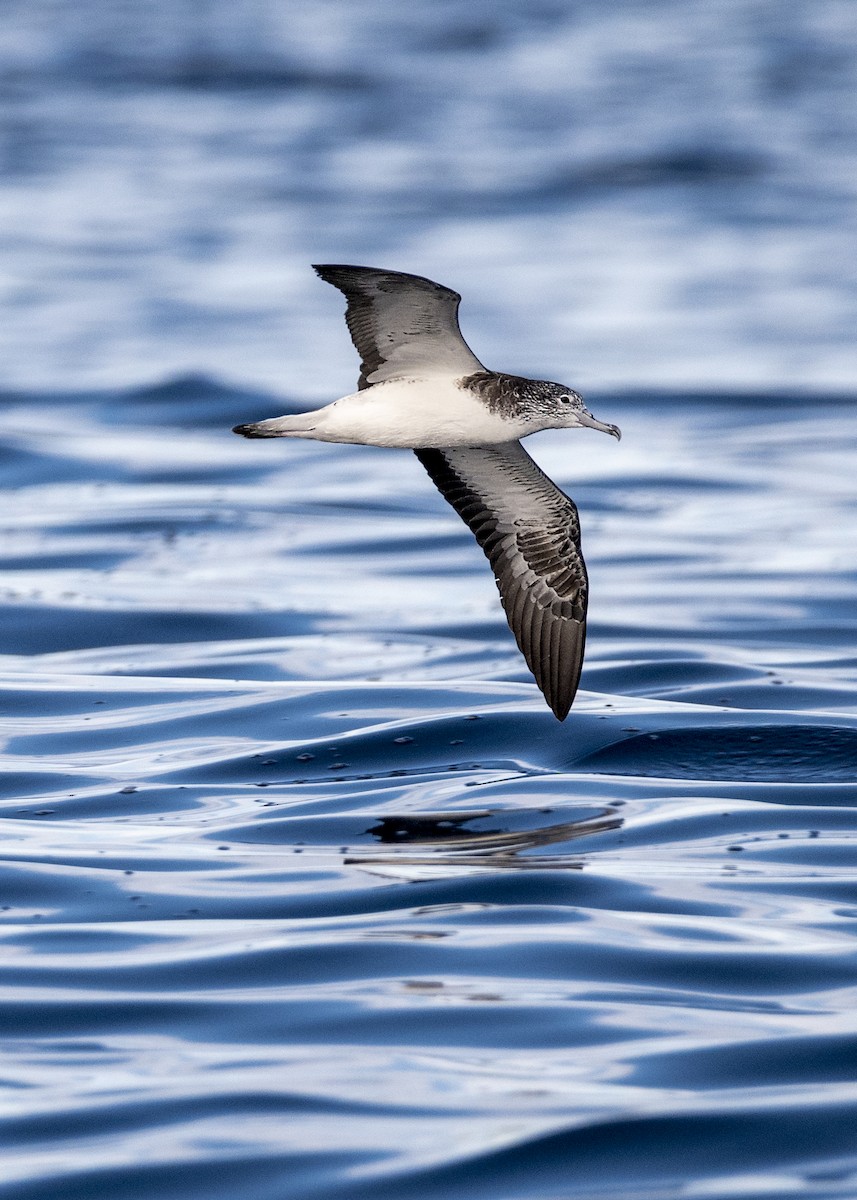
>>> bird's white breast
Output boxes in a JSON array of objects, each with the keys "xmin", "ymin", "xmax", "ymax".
[{"xmin": 311, "ymin": 377, "xmax": 527, "ymax": 448}]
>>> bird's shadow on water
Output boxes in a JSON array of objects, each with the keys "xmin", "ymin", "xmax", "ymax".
[{"xmin": 343, "ymin": 807, "xmax": 622, "ymax": 872}]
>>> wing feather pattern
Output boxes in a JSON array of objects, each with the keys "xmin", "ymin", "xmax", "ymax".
[
  {"xmin": 415, "ymin": 441, "xmax": 588, "ymax": 720},
  {"xmin": 313, "ymin": 264, "xmax": 484, "ymax": 390}
]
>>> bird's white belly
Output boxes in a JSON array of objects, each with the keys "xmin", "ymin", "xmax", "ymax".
[{"xmin": 311, "ymin": 378, "xmax": 525, "ymax": 448}]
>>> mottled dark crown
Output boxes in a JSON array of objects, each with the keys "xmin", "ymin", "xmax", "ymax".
[{"xmin": 462, "ymin": 371, "xmax": 583, "ymax": 419}]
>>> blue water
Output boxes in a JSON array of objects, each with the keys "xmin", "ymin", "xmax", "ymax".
[{"xmin": 3, "ymin": 4, "xmax": 857, "ymax": 1199}]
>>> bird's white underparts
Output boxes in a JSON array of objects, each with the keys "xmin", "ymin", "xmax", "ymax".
[
  {"xmin": 233, "ymin": 264, "xmax": 620, "ymax": 720},
  {"xmin": 236, "ymin": 374, "xmax": 617, "ymax": 449}
]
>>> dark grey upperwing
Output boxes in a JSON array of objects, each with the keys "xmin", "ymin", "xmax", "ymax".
[
  {"xmin": 415, "ymin": 441, "xmax": 588, "ymax": 721},
  {"xmin": 313, "ymin": 264, "xmax": 485, "ymax": 391}
]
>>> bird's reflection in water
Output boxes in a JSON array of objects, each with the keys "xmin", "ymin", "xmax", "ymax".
[{"xmin": 345, "ymin": 806, "xmax": 621, "ymax": 872}]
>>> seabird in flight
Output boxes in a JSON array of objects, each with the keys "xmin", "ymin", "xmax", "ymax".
[{"xmin": 233, "ymin": 265, "xmax": 620, "ymax": 720}]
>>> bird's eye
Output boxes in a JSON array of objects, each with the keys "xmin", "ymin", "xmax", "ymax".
[{"xmin": 560, "ymin": 395, "xmax": 572, "ymax": 404}]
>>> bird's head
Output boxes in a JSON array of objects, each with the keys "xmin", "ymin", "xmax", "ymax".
[{"xmin": 537, "ymin": 381, "xmax": 621, "ymax": 439}]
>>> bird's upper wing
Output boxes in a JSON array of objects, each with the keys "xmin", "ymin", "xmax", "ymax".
[
  {"xmin": 313, "ymin": 264, "xmax": 485, "ymax": 390},
  {"xmin": 414, "ymin": 441, "xmax": 588, "ymax": 720}
]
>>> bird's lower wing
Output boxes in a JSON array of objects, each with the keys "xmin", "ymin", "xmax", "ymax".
[{"xmin": 414, "ymin": 441, "xmax": 588, "ymax": 720}]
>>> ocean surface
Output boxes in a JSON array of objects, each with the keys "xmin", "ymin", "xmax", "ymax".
[{"xmin": 2, "ymin": 3, "xmax": 857, "ymax": 1199}]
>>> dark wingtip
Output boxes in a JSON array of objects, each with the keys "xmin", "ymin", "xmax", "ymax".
[
  {"xmin": 546, "ymin": 673, "xmax": 575, "ymax": 720},
  {"xmin": 544, "ymin": 628, "xmax": 585, "ymax": 720},
  {"xmin": 232, "ymin": 423, "xmax": 263, "ymax": 438},
  {"xmin": 313, "ymin": 263, "xmax": 367, "ymax": 283},
  {"xmin": 313, "ymin": 263, "xmax": 454, "ymax": 297}
]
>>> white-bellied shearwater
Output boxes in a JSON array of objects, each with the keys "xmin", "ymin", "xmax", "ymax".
[{"xmin": 233, "ymin": 265, "xmax": 620, "ymax": 720}]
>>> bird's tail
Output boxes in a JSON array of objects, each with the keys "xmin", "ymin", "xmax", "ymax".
[{"xmin": 232, "ymin": 411, "xmax": 319, "ymax": 438}]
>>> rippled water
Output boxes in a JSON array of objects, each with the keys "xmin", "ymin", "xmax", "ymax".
[
  {"xmin": 3, "ymin": 3, "xmax": 857, "ymax": 1199},
  {"xmin": 2, "ymin": 380, "xmax": 856, "ymax": 1199}
]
